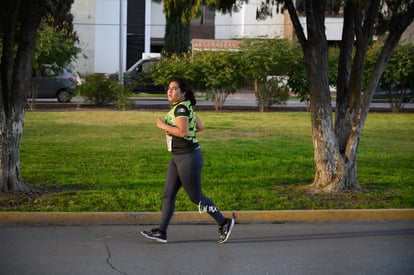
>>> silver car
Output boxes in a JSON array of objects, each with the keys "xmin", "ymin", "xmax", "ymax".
[{"xmin": 31, "ymin": 65, "xmax": 81, "ymax": 103}]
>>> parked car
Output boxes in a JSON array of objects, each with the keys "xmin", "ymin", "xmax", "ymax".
[
  {"xmin": 31, "ymin": 65, "xmax": 81, "ymax": 103},
  {"xmin": 373, "ymin": 87, "xmax": 412, "ymax": 103},
  {"xmin": 108, "ymin": 57, "xmax": 164, "ymax": 93}
]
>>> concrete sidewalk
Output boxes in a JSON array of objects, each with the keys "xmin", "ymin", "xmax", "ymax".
[{"xmin": 1, "ymin": 209, "xmax": 413, "ymax": 226}]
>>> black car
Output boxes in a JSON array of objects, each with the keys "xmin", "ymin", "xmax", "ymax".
[{"xmin": 373, "ymin": 88, "xmax": 412, "ymax": 102}]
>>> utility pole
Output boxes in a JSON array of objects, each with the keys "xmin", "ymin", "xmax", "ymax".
[
  {"xmin": 144, "ymin": 0, "xmax": 151, "ymax": 58},
  {"xmin": 118, "ymin": 0, "xmax": 124, "ymax": 84}
]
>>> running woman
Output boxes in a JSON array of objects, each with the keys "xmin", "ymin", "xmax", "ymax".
[{"xmin": 141, "ymin": 77, "xmax": 234, "ymax": 244}]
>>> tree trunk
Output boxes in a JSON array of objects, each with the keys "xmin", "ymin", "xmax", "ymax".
[
  {"xmin": 0, "ymin": 111, "xmax": 29, "ymax": 192},
  {"xmin": 285, "ymin": 0, "xmax": 414, "ymax": 194},
  {"xmin": 211, "ymin": 89, "xmax": 229, "ymax": 111},
  {"xmin": 253, "ymin": 78, "xmax": 266, "ymax": 112},
  {"xmin": 297, "ymin": 1, "xmax": 347, "ymax": 193},
  {"xmin": 0, "ymin": 0, "xmax": 43, "ymax": 192},
  {"xmin": 305, "ymin": 41, "xmax": 349, "ymax": 193}
]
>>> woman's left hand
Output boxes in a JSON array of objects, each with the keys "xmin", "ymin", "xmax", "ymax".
[{"xmin": 156, "ymin": 119, "xmax": 166, "ymax": 131}]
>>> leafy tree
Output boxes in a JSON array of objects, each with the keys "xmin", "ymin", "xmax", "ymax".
[
  {"xmin": 192, "ymin": 51, "xmax": 245, "ymax": 110},
  {"xmin": 149, "ymin": 53, "xmax": 193, "ymax": 87},
  {"xmin": 34, "ymin": 16, "xmax": 80, "ymax": 70},
  {"xmin": 257, "ymin": 76, "xmax": 290, "ymax": 111},
  {"xmin": 28, "ymin": 16, "xmax": 80, "ymax": 109},
  {"xmin": 286, "ymin": 43, "xmax": 309, "ymax": 102},
  {"xmin": 152, "ymin": 0, "xmax": 200, "ymax": 55},
  {"xmin": 263, "ymin": 0, "xmax": 414, "ymax": 193},
  {"xmin": 150, "ymin": 51, "xmax": 245, "ymax": 110},
  {"xmin": 0, "ymin": 0, "xmax": 75, "ymax": 192},
  {"xmin": 240, "ymin": 38, "xmax": 296, "ymax": 111},
  {"xmin": 365, "ymin": 42, "xmax": 414, "ymax": 112}
]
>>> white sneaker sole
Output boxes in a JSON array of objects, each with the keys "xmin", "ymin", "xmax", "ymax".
[{"xmin": 140, "ymin": 231, "xmax": 168, "ymax": 244}]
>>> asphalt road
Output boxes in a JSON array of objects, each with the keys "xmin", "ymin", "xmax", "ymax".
[
  {"xmin": 1, "ymin": 221, "xmax": 413, "ymax": 275},
  {"xmin": 33, "ymin": 91, "xmax": 414, "ymax": 112}
]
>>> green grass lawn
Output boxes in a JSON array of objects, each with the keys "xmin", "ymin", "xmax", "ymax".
[{"xmin": 1, "ymin": 111, "xmax": 413, "ymax": 211}]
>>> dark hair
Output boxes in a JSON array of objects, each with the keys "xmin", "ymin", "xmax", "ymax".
[{"xmin": 170, "ymin": 77, "xmax": 196, "ymax": 106}]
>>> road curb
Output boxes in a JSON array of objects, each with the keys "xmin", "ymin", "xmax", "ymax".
[{"xmin": 1, "ymin": 209, "xmax": 413, "ymax": 226}]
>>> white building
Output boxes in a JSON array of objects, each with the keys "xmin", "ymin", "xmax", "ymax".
[
  {"xmin": 215, "ymin": 2, "xmax": 285, "ymax": 39},
  {"xmin": 70, "ymin": 0, "xmax": 343, "ymax": 75}
]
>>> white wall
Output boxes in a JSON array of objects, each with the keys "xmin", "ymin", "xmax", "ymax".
[
  {"xmin": 72, "ymin": 0, "xmax": 127, "ymax": 75},
  {"xmin": 73, "ymin": 0, "xmax": 162, "ymax": 74},
  {"xmin": 151, "ymin": 1, "xmax": 165, "ymax": 39},
  {"xmin": 299, "ymin": 17, "xmax": 344, "ymax": 41},
  {"xmin": 148, "ymin": 0, "xmax": 286, "ymax": 40},
  {"xmin": 325, "ymin": 17, "xmax": 344, "ymax": 41},
  {"xmin": 94, "ymin": 0, "xmax": 127, "ymax": 74},
  {"xmin": 72, "ymin": 0, "xmax": 96, "ymax": 74},
  {"xmin": 215, "ymin": 0, "xmax": 285, "ymax": 39}
]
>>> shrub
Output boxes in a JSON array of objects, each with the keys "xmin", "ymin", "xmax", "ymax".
[
  {"xmin": 77, "ymin": 73, "xmax": 116, "ymax": 105},
  {"xmin": 78, "ymin": 73, "xmax": 133, "ymax": 108},
  {"xmin": 110, "ymin": 81, "xmax": 134, "ymax": 110},
  {"xmin": 256, "ymin": 77, "xmax": 290, "ymax": 112}
]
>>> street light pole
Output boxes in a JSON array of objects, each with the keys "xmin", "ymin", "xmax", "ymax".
[
  {"xmin": 118, "ymin": 0, "xmax": 124, "ymax": 85},
  {"xmin": 144, "ymin": 0, "xmax": 151, "ymax": 57}
]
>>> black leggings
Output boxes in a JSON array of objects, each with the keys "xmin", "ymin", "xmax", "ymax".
[{"xmin": 159, "ymin": 148, "xmax": 226, "ymax": 232}]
